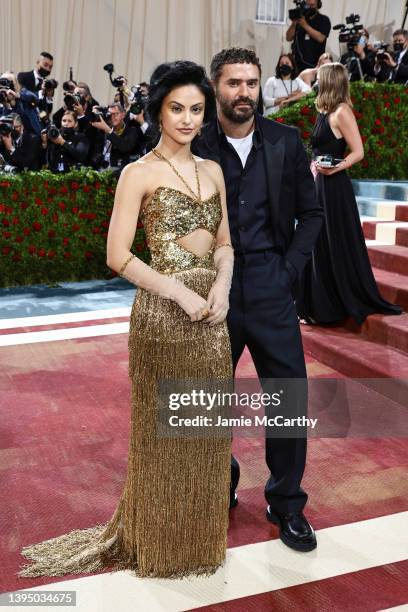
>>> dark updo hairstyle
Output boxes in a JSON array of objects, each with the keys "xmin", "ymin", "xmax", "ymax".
[{"xmin": 147, "ymin": 60, "xmax": 216, "ymax": 133}]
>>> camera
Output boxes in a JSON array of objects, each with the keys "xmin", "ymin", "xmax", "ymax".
[
  {"xmin": 288, "ymin": 0, "xmax": 318, "ymax": 21},
  {"xmin": 103, "ymin": 63, "xmax": 126, "ymax": 88},
  {"xmin": 90, "ymin": 106, "xmax": 110, "ymax": 123},
  {"xmin": 0, "ymin": 116, "xmax": 14, "ymax": 136},
  {"xmin": 0, "ymin": 77, "xmax": 13, "ymax": 89},
  {"xmin": 0, "ymin": 153, "xmax": 17, "ymax": 173},
  {"xmin": 64, "ymin": 93, "xmax": 85, "ymax": 110},
  {"xmin": 129, "ymin": 86, "xmax": 146, "ymax": 115},
  {"xmin": 376, "ymin": 45, "xmax": 390, "ymax": 62},
  {"xmin": 47, "ymin": 124, "xmax": 60, "ymax": 139},
  {"xmin": 43, "ymin": 78, "xmax": 58, "ymax": 92},
  {"xmin": 333, "ymin": 13, "xmax": 364, "ymax": 51}
]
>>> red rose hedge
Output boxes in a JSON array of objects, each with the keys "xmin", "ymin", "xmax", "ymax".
[
  {"xmin": 271, "ymin": 82, "xmax": 408, "ymax": 180},
  {"xmin": 0, "ymin": 169, "xmax": 148, "ymax": 287}
]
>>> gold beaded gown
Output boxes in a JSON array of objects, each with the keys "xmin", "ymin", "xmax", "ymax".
[{"xmin": 18, "ymin": 186, "xmax": 233, "ymax": 579}]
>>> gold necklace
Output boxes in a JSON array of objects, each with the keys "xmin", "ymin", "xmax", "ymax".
[{"xmin": 152, "ymin": 148, "xmax": 202, "ymax": 204}]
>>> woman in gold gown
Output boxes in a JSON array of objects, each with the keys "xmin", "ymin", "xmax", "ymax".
[{"xmin": 19, "ymin": 61, "xmax": 234, "ymax": 579}]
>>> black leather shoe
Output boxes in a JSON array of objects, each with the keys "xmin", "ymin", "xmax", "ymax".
[
  {"xmin": 229, "ymin": 490, "xmax": 238, "ymax": 509},
  {"xmin": 266, "ymin": 506, "xmax": 317, "ymax": 552}
]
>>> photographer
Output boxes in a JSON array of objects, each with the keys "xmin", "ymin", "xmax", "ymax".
[
  {"xmin": 340, "ymin": 28, "xmax": 376, "ymax": 81},
  {"xmin": 286, "ymin": 0, "xmax": 331, "ymax": 72},
  {"xmin": 0, "ymin": 113, "xmax": 42, "ymax": 171},
  {"xmin": 375, "ymin": 29, "xmax": 408, "ymax": 84},
  {"xmin": 37, "ymin": 77, "xmax": 58, "ymax": 117},
  {"xmin": 90, "ymin": 102, "xmax": 143, "ymax": 173},
  {"xmin": 17, "ymin": 52, "xmax": 54, "ymax": 94},
  {"xmin": 42, "ymin": 109, "xmax": 89, "ymax": 172},
  {"xmin": 1, "ymin": 72, "xmax": 43, "ymax": 135}
]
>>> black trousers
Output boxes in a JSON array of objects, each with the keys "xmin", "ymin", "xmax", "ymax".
[{"xmin": 227, "ymin": 249, "xmax": 308, "ymax": 514}]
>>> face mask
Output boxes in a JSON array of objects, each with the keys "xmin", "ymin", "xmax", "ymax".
[
  {"xmin": 62, "ymin": 127, "xmax": 75, "ymax": 138},
  {"xmin": 304, "ymin": 8, "xmax": 317, "ymax": 18},
  {"xmin": 394, "ymin": 42, "xmax": 404, "ymax": 52},
  {"xmin": 279, "ymin": 65, "xmax": 293, "ymax": 77},
  {"xmin": 38, "ymin": 67, "xmax": 51, "ymax": 78}
]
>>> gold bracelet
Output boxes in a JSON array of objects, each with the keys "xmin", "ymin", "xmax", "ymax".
[
  {"xmin": 118, "ymin": 253, "xmax": 136, "ymax": 276},
  {"xmin": 215, "ymin": 243, "xmax": 233, "ymax": 251}
]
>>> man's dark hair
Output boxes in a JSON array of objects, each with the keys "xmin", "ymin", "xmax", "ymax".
[
  {"xmin": 210, "ymin": 47, "xmax": 262, "ymax": 83},
  {"xmin": 139, "ymin": 81, "xmax": 149, "ymax": 88},
  {"xmin": 393, "ymin": 29, "xmax": 408, "ymax": 38},
  {"xmin": 147, "ymin": 60, "xmax": 216, "ymax": 129},
  {"xmin": 40, "ymin": 51, "xmax": 54, "ymax": 61}
]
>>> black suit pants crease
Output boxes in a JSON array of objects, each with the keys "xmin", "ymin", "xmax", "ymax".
[{"xmin": 227, "ymin": 250, "xmax": 308, "ymax": 514}]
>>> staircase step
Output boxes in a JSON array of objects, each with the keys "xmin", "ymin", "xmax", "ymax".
[
  {"xmin": 345, "ymin": 313, "xmax": 408, "ymax": 355},
  {"xmin": 368, "ymin": 245, "xmax": 408, "ymax": 275},
  {"xmin": 352, "ymin": 179, "xmax": 408, "ymax": 202},
  {"xmin": 356, "ymin": 197, "xmax": 408, "ymax": 221},
  {"xmin": 362, "ymin": 221, "xmax": 408, "ymax": 244},
  {"xmin": 301, "ymin": 324, "xmax": 408, "ymax": 379},
  {"xmin": 396, "ymin": 226, "xmax": 408, "ymax": 247},
  {"xmin": 373, "ymin": 268, "xmax": 408, "ymax": 311}
]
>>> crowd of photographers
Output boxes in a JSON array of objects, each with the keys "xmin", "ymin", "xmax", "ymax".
[
  {"xmin": 1, "ymin": 0, "xmax": 407, "ymax": 174},
  {"xmin": 0, "ymin": 54, "xmax": 152, "ymax": 174}
]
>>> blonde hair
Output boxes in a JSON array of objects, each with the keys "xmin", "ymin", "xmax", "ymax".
[{"xmin": 315, "ymin": 62, "xmax": 353, "ymax": 114}]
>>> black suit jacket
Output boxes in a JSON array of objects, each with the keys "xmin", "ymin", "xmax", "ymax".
[
  {"xmin": 393, "ymin": 50, "xmax": 408, "ymax": 83},
  {"xmin": 0, "ymin": 131, "xmax": 42, "ymax": 171},
  {"xmin": 17, "ymin": 70, "xmax": 39, "ymax": 93},
  {"xmin": 193, "ymin": 115, "xmax": 323, "ymax": 277}
]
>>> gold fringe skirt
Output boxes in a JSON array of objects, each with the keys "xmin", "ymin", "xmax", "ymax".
[{"xmin": 18, "ymin": 268, "xmax": 233, "ymax": 579}]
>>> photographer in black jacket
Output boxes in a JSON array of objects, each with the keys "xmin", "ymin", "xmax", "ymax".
[
  {"xmin": 42, "ymin": 109, "xmax": 89, "ymax": 172},
  {"xmin": 0, "ymin": 113, "xmax": 42, "ymax": 171},
  {"xmin": 90, "ymin": 102, "xmax": 142, "ymax": 173},
  {"xmin": 286, "ymin": 0, "xmax": 331, "ymax": 72}
]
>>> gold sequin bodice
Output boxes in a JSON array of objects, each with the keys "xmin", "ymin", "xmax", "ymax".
[{"xmin": 140, "ymin": 186, "xmax": 222, "ymax": 274}]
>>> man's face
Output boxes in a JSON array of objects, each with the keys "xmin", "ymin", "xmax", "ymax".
[
  {"xmin": 74, "ymin": 87, "xmax": 89, "ymax": 102},
  {"xmin": 12, "ymin": 120, "xmax": 23, "ymax": 138},
  {"xmin": 393, "ymin": 34, "xmax": 408, "ymax": 50},
  {"xmin": 214, "ymin": 63, "xmax": 260, "ymax": 124},
  {"xmin": 306, "ymin": 0, "xmax": 318, "ymax": 10},
  {"xmin": 108, "ymin": 107, "xmax": 125, "ymax": 128},
  {"xmin": 36, "ymin": 56, "xmax": 53, "ymax": 76}
]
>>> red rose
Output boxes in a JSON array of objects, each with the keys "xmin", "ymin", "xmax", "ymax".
[
  {"xmin": 101, "ymin": 220, "xmax": 109, "ymax": 228},
  {"xmin": 38, "ymin": 248, "xmax": 46, "ymax": 257},
  {"xmin": 94, "ymin": 181, "xmax": 101, "ymax": 189},
  {"xmin": 85, "ymin": 251, "xmax": 93, "ymax": 259},
  {"xmin": 0, "ymin": 181, "xmax": 11, "ymax": 188},
  {"xmin": 53, "ymin": 213, "xmax": 59, "ymax": 223},
  {"xmin": 79, "ymin": 235, "xmax": 87, "ymax": 242},
  {"xmin": 384, "ymin": 102, "xmax": 391, "ymax": 108},
  {"xmin": 28, "ymin": 245, "xmax": 36, "ymax": 254},
  {"xmin": 88, "ymin": 212, "xmax": 96, "ymax": 220},
  {"xmin": 3, "ymin": 231, "xmax": 11, "ymax": 238},
  {"xmin": 2, "ymin": 246, "xmax": 11, "ymax": 255},
  {"xmin": 82, "ymin": 185, "xmax": 91, "ymax": 192},
  {"xmin": 363, "ymin": 91, "xmax": 370, "ymax": 99},
  {"xmin": 0, "ymin": 204, "xmax": 4, "ymax": 212},
  {"xmin": 72, "ymin": 223, "xmax": 80, "ymax": 231},
  {"xmin": 362, "ymin": 160, "xmax": 369, "ymax": 167},
  {"xmin": 63, "ymin": 237, "xmax": 70, "ymax": 245},
  {"xmin": 15, "ymin": 235, "xmax": 23, "ymax": 243},
  {"xmin": 48, "ymin": 229, "xmax": 56, "ymax": 238},
  {"xmin": 32, "ymin": 221, "xmax": 42, "ymax": 231},
  {"xmin": 92, "ymin": 227, "xmax": 101, "ymax": 234},
  {"xmin": 71, "ymin": 182, "xmax": 79, "ymax": 190},
  {"xmin": 58, "ymin": 202, "xmax": 66, "ymax": 211},
  {"xmin": 48, "ymin": 250, "xmax": 56, "ymax": 258},
  {"xmin": 60, "ymin": 186, "xmax": 68, "ymax": 194},
  {"xmin": 41, "ymin": 207, "xmax": 49, "ymax": 216},
  {"xmin": 23, "ymin": 227, "xmax": 30, "ymax": 235},
  {"xmin": 302, "ymin": 131, "xmax": 311, "ymax": 139},
  {"xmin": 35, "ymin": 197, "xmax": 43, "ymax": 205},
  {"xmin": 5, "ymin": 206, "xmax": 13, "ymax": 215},
  {"xmin": 71, "ymin": 207, "xmax": 79, "ymax": 213},
  {"xmin": 12, "ymin": 216, "xmax": 19, "ymax": 225},
  {"xmin": 63, "ymin": 251, "xmax": 72, "ymax": 258},
  {"xmin": 2, "ymin": 219, "xmax": 10, "ymax": 227},
  {"xmin": 300, "ymin": 106, "xmax": 310, "ymax": 115},
  {"xmin": 11, "ymin": 192, "xmax": 18, "ymax": 201},
  {"xmin": 12, "ymin": 253, "xmax": 21, "ymax": 261},
  {"xmin": 394, "ymin": 97, "xmax": 401, "ymax": 104},
  {"xmin": 20, "ymin": 202, "xmax": 29, "ymax": 209},
  {"xmin": 275, "ymin": 117, "xmax": 285, "ymax": 123},
  {"xmin": 374, "ymin": 118, "xmax": 382, "ymax": 126}
]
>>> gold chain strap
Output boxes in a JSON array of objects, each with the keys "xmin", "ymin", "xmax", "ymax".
[
  {"xmin": 118, "ymin": 253, "xmax": 136, "ymax": 276},
  {"xmin": 152, "ymin": 148, "xmax": 201, "ymax": 204}
]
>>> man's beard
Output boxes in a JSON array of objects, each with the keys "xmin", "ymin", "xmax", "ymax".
[{"xmin": 217, "ymin": 93, "xmax": 258, "ymax": 124}]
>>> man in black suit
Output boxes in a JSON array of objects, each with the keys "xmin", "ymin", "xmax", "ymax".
[
  {"xmin": 17, "ymin": 51, "xmax": 54, "ymax": 94},
  {"xmin": 374, "ymin": 30, "xmax": 408, "ymax": 83},
  {"xmin": 194, "ymin": 47, "xmax": 323, "ymax": 552},
  {"xmin": 0, "ymin": 113, "xmax": 42, "ymax": 170}
]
